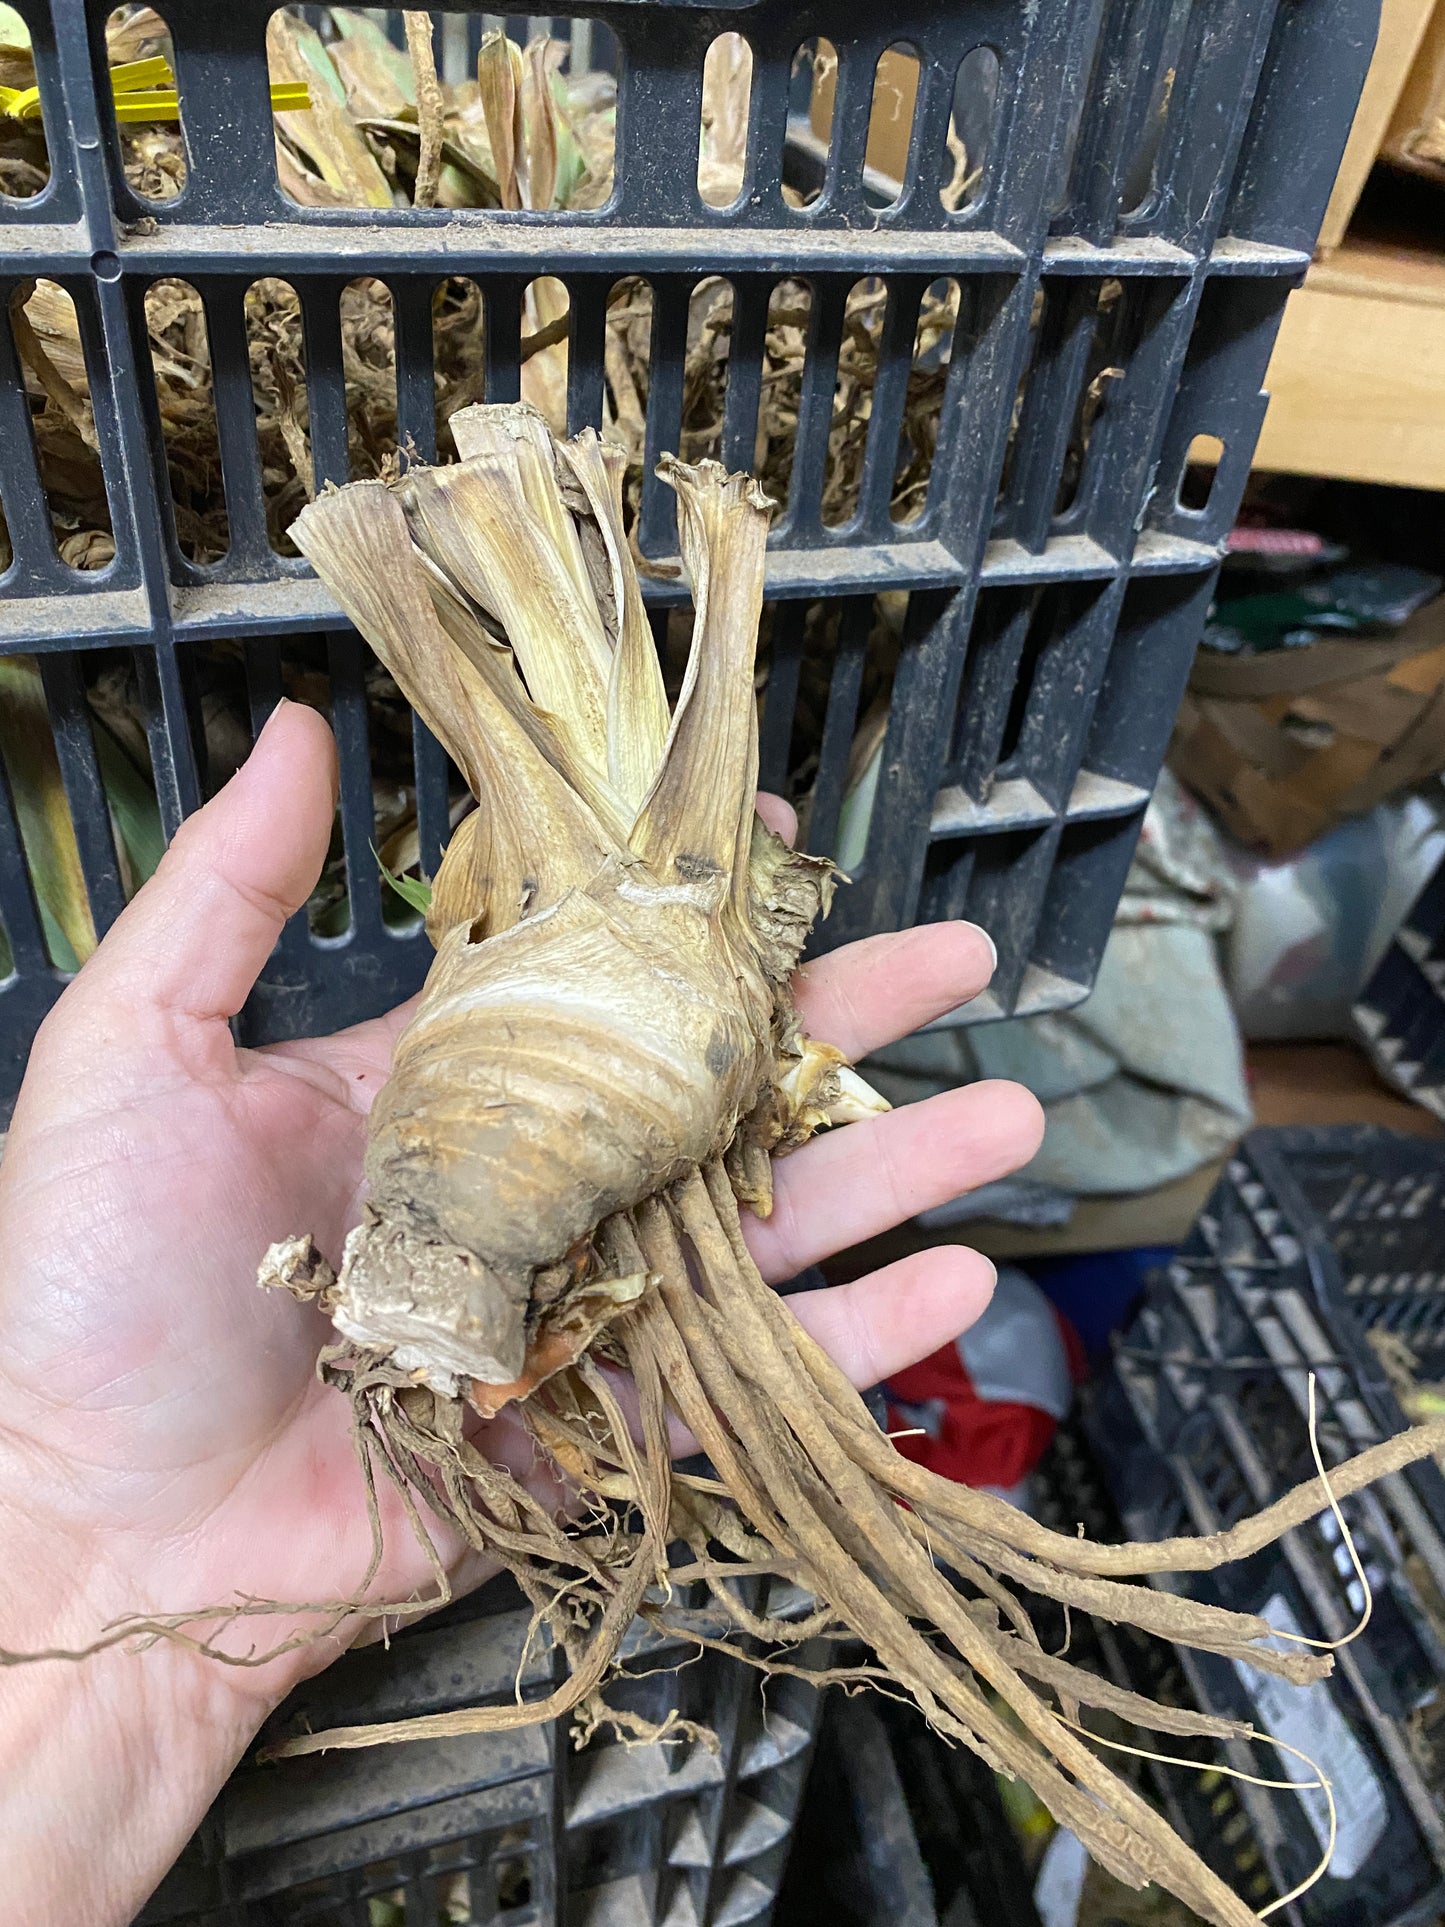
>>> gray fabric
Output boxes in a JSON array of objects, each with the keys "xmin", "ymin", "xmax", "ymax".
[
  {"xmin": 956, "ymin": 1266, "xmax": 1073, "ymax": 1420},
  {"xmin": 916, "ymin": 1176, "xmax": 1075, "ymax": 1231},
  {"xmin": 865, "ymin": 770, "xmax": 1252, "ymax": 1206}
]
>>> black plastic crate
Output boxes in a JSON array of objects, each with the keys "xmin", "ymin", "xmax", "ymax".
[
  {"xmin": 1357, "ymin": 857, "xmax": 1445, "ymax": 1124},
  {"xmin": 1030, "ymin": 1423, "xmax": 1287, "ymax": 1918},
  {"xmin": 0, "ymin": 0, "xmax": 1379, "ymax": 1122},
  {"xmin": 778, "ymin": 1423, "xmax": 1282, "ymax": 1927},
  {"xmin": 1093, "ymin": 1127, "xmax": 1445, "ymax": 1927},
  {"xmin": 138, "ymin": 1574, "xmax": 825, "ymax": 1927}
]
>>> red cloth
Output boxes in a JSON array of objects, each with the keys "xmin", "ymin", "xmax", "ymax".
[{"xmin": 885, "ymin": 1311, "xmax": 1087, "ymax": 1491}]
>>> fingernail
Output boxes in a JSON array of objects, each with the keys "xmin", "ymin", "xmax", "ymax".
[
  {"xmin": 969, "ymin": 923, "xmax": 997, "ymax": 976},
  {"xmin": 258, "ymin": 697, "xmax": 291, "ymax": 739}
]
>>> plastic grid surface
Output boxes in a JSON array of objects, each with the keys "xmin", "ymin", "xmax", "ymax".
[
  {"xmin": 1094, "ymin": 1127, "xmax": 1445, "ymax": 1927},
  {"xmin": 1031, "ymin": 1424, "xmax": 1281, "ymax": 1917},
  {"xmin": 0, "ymin": 0, "xmax": 1380, "ymax": 1120},
  {"xmin": 1358, "ymin": 858, "xmax": 1445, "ymax": 1126},
  {"xmin": 136, "ymin": 1580, "xmax": 824, "ymax": 1927}
]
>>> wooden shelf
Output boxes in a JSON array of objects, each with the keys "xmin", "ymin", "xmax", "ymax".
[
  {"xmin": 1315, "ymin": 0, "xmax": 1441, "ymax": 253},
  {"xmin": 1250, "ymin": 0, "xmax": 1445, "ymax": 491},
  {"xmin": 1253, "ymin": 233, "xmax": 1445, "ymax": 491}
]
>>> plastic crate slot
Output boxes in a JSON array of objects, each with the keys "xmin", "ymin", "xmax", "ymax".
[
  {"xmin": 991, "ymin": 283, "xmax": 1045, "ymax": 527},
  {"xmin": 784, "ymin": 37, "xmax": 836, "ymax": 212},
  {"xmin": 0, "ymin": 0, "xmax": 51, "ymax": 203},
  {"xmin": 265, "ymin": 13, "xmax": 619, "ymax": 218},
  {"xmin": 796, "ymin": 595, "xmax": 870, "ymax": 863},
  {"xmin": 672, "ymin": 276, "xmax": 732, "ymax": 475},
  {"xmin": 245, "ymin": 276, "xmax": 312, "ymax": 556},
  {"xmin": 865, "ymin": 45, "xmax": 920, "ymax": 212},
  {"xmin": 1178, "ymin": 429, "xmax": 1224, "ymax": 512},
  {"xmin": 1051, "ymin": 279, "xmax": 1128, "ymax": 538},
  {"xmin": 339, "ymin": 275, "xmax": 398, "ymax": 482},
  {"xmin": 997, "ymin": 584, "xmax": 1099, "ymax": 788},
  {"xmin": 942, "ymin": 46, "xmax": 999, "ymax": 214},
  {"xmin": 0, "ymin": 649, "xmax": 130, "ymax": 974},
  {"xmin": 202, "ymin": 276, "xmax": 314, "ymax": 568},
  {"xmin": 601, "ymin": 271, "xmax": 648, "ymax": 476},
  {"xmin": 754, "ymin": 591, "xmax": 902, "ymax": 870},
  {"xmin": 1027, "ymin": 807, "xmax": 1146, "ymax": 993},
  {"xmin": 753, "ymin": 597, "xmax": 804, "ymax": 800},
  {"xmin": 945, "ymin": 584, "xmax": 1043, "ymax": 803},
  {"xmin": 884, "ymin": 274, "xmax": 957, "ymax": 533},
  {"xmin": 750, "ymin": 276, "xmax": 808, "ymax": 521},
  {"xmin": 434, "ymin": 275, "xmax": 486, "ymax": 460},
  {"xmin": 1118, "ymin": 0, "xmax": 1196, "ymax": 222},
  {"xmin": 10, "ymin": 280, "xmax": 116, "ymax": 574},
  {"xmin": 141, "ymin": 276, "xmax": 228, "ymax": 566},
  {"xmin": 698, "ymin": 33, "xmax": 751, "ymax": 212},
  {"xmin": 819, "ymin": 277, "xmax": 880, "ymax": 530},
  {"xmin": 107, "ymin": 6, "xmax": 188, "ymax": 205},
  {"xmin": 638, "ymin": 278, "xmax": 694, "ymax": 561},
  {"xmin": 772, "ymin": 273, "xmax": 848, "ymax": 543}
]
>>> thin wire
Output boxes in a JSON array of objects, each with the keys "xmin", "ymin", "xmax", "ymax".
[
  {"xmin": 1257, "ymin": 1372, "xmax": 1374, "ymax": 1655},
  {"xmin": 1060, "ymin": 1715, "xmax": 1338, "ymax": 1919},
  {"xmin": 1259, "ymin": 1733, "xmax": 1339, "ymax": 1919}
]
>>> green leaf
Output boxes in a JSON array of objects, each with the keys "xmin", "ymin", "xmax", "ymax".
[
  {"xmin": 91, "ymin": 715, "xmax": 165, "ymax": 889},
  {"xmin": 372, "ymin": 842, "xmax": 432, "ymax": 916}
]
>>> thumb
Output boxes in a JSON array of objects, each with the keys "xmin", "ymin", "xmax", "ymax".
[{"xmin": 60, "ymin": 699, "xmax": 338, "ymax": 1042}]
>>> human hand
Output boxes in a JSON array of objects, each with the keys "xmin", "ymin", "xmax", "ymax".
[{"xmin": 0, "ymin": 699, "xmax": 1042, "ymax": 1926}]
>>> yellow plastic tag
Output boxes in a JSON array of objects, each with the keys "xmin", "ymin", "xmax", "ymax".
[
  {"xmin": 0, "ymin": 57, "xmax": 309, "ymax": 122},
  {"xmin": 0, "ymin": 82, "xmax": 41, "ymax": 120}
]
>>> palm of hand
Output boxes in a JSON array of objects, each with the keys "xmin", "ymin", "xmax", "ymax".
[
  {"xmin": 0, "ymin": 703, "xmax": 1040, "ymax": 1708},
  {"xmin": 0, "ymin": 988, "xmax": 435, "ymax": 1674}
]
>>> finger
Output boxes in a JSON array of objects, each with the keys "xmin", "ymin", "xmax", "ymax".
[
  {"xmin": 756, "ymin": 791, "xmax": 797, "ymax": 843},
  {"xmin": 794, "ymin": 921, "xmax": 996, "ymax": 1060},
  {"xmin": 747, "ymin": 1079, "xmax": 1045, "ymax": 1281},
  {"xmin": 604, "ymin": 1246, "xmax": 995, "ymax": 1463},
  {"xmin": 789, "ymin": 1246, "xmax": 996, "ymax": 1389},
  {"xmin": 72, "ymin": 702, "xmax": 337, "ymax": 1035}
]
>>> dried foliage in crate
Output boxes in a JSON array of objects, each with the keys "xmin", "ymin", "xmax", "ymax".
[{"xmin": 6, "ymin": 17, "xmax": 958, "ymax": 582}]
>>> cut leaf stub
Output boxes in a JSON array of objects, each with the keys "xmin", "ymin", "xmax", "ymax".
[{"xmin": 286, "ymin": 403, "xmax": 867, "ymax": 1390}]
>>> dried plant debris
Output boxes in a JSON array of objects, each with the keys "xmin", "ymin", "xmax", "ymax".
[
  {"xmin": 137, "ymin": 405, "xmax": 1445, "ymax": 1927},
  {"xmin": 8, "ymin": 14, "xmax": 959, "ymax": 587}
]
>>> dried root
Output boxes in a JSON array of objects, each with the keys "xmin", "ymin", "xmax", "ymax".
[{"xmin": 250, "ymin": 1169, "xmax": 1445, "ymax": 1927}]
